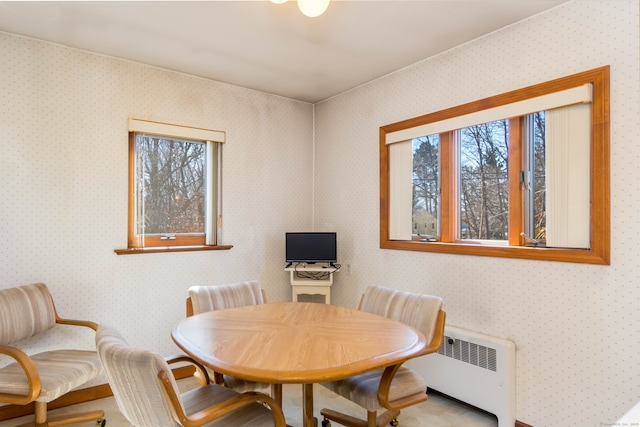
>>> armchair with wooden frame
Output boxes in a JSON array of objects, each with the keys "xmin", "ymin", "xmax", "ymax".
[
  {"xmin": 0, "ymin": 283, "xmax": 105, "ymax": 427},
  {"xmin": 95, "ymin": 323, "xmax": 286, "ymax": 427},
  {"xmin": 319, "ymin": 285, "xmax": 446, "ymax": 427},
  {"xmin": 185, "ymin": 281, "xmax": 271, "ymax": 395}
]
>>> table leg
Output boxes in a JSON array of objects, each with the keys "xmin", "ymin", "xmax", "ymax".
[{"xmin": 302, "ymin": 383, "xmax": 317, "ymax": 427}]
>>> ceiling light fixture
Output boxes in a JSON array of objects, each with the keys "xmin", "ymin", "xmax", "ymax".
[{"xmin": 271, "ymin": 0, "xmax": 330, "ymax": 18}]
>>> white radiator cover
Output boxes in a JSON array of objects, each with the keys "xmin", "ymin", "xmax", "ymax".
[{"xmin": 406, "ymin": 325, "xmax": 516, "ymax": 427}]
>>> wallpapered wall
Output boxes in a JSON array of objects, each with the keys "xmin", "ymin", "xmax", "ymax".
[
  {"xmin": 0, "ymin": 1, "xmax": 638, "ymax": 426},
  {"xmin": 0, "ymin": 30, "xmax": 314, "ymax": 364},
  {"xmin": 313, "ymin": 1, "xmax": 639, "ymax": 426}
]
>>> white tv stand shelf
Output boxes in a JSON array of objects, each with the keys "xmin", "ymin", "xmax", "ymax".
[{"xmin": 285, "ymin": 263, "xmax": 339, "ymax": 304}]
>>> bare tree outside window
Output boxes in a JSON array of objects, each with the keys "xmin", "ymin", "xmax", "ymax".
[
  {"xmin": 458, "ymin": 120, "xmax": 509, "ymax": 241},
  {"xmin": 135, "ymin": 135, "xmax": 205, "ymax": 236},
  {"xmin": 410, "ymin": 115, "xmax": 546, "ymax": 244},
  {"xmin": 531, "ymin": 112, "xmax": 546, "ymax": 240},
  {"xmin": 412, "ymin": 135, "xmax": 440, "ymax": 237}
]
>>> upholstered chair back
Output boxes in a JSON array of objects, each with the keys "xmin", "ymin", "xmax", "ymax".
[
  {"xmin": 0, "ymin": 283, "xmax": 57, "ymax": 345},
  {"xmin": 188, "ymin": 280, "xmax": 264, "ymax": 314},
  {"xmin": 95, "ymin": 324, "xmax": 182, "ymax": 427},
  {"xmin": 359, "ymin": 285, "xmax": 443, "ymax": 345}
]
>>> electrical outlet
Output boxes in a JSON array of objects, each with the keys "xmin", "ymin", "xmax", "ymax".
[{"xmin": 345, "ymin": 262, "xmax": 352, "ymax": 275}]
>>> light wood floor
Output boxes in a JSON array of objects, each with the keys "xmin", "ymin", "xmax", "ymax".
[{"xmin": 0, "ymin": 379, "xmax": 498, "ymax": 427}]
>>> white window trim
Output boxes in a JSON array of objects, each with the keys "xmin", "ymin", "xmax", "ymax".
[
  {"xmin": 128, "ymin": 118, "xmax": 225, "ymax": 143},
  {"xmin": 385, "ymin": 84, "xmax": 591, "ymax": 145}
]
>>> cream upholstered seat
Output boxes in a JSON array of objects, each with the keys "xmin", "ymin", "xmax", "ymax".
[
  {"xmin": 186, "ymin": 281, "xmax": 269, "ymax": 392},
  {"xmin": 95, "ymin": 324, "xmax": 286, "ymax": 427},
  {"xmin": 320, "ymin": 285, "xmax": 446, "ymax": 427},
  {"xmin": 0, "ymin": 283, "xmax": 105, "ymax": 427}
]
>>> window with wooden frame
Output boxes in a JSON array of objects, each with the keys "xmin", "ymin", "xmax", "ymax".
[
  {"xmin": 115, "ymin": 119, "xmax": 231, "ymax": 255},
  {"xmin": 380, "ymin": 66, "xmax": 609, "ymax": 264}
]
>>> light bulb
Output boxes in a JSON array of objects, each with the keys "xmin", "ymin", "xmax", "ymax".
[
  {"xmin": 270, "ymin": 0, "xmax": 288, "ymax": 4},
  {"xmin": 297, "ymin": 0, "xmax": 330, "ymax": 17}
]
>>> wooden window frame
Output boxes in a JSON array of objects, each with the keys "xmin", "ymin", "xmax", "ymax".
[
  {"xmin": 380, "ymin": 66, "xmax": 610, "ymax": 265},
  {"xmin": 115, "ymin": 128, "xmax": 232, "ymax": 255}
]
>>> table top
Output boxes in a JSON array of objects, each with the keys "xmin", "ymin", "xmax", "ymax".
[{"xmin": 171, "ymin": 302, "xmax": 427, "ymax": 384}]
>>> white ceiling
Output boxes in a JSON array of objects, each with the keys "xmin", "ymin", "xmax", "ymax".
[{"xmin": 0, "ymin": 0, "xmax": 566, "ymax": 103}]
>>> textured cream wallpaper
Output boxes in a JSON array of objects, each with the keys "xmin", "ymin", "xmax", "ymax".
[
  {"xmin": 0, "ymin": 31, "xmax": 314, "ymax": 361},
  {"xmin": 314, "ymin": 1, "xmax": 639, "ymax": 426},
  {"xmin": 1, "ymin": 1, "xmax": 639, "ymax": 426}
]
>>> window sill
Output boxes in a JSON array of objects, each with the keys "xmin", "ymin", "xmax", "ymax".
[
  {"xmin": 381, "ymin": 239, "xmax": 609, "ymax": 265},
  {"xmin": 114, "ymin": 245, "xmax": 233, "ymax": 255}
]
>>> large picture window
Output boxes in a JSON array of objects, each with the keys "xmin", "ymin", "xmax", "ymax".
[{"xmin": 380, "ymin": 66, "xmax": 609, "ymax": 264}]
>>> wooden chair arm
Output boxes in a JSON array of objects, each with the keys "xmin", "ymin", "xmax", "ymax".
[
  {"xmin": 56, "ymin": 317, "xmax": 99, "ymax": 331},
  {"xmin": 378, "ymin": 365, "xmax": 429, "ymax": 411},
  {"xmin": 158, "ymin": 372, "xmax": 286, "ymax": 427},
  {"xmin": 377, "ymin": 310, "xmax": 446, "ymax": 411},
  {"xmin": 377, "ymin": 363, "xmax": 429, "ymax": 411},
  {"xmin": 164, "ymin": 354, "xmax": 211, "ymax": 385},
  {"xmin": 0, "ymin": 344, "xmax": 41, "ymax": 405},
  {"xmin": 186, "ymin": 297, "xmax": 194, "ymax": 317},
  {"xmin": 418, "ymin": 310, "xmax": 446, "ymax": 357}
]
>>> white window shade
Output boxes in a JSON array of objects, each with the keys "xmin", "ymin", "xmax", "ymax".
[
  {"xmin": 388, "ymin": 140, "xmax": 413, "ymax": 240},
  {"xmin": 386, "ymin": 84, "xmax": 592, "ymax": 144},
  {"xmin": 205, "ymin": 141, "xmax": 220, "ymax": 246},
  {"xmin": 545, "ymin": 103, "xmax": 591, "ymax": 249},
  {"xmin": 129, "ymin": 118, "xmax": 225, "ymax": 143}
]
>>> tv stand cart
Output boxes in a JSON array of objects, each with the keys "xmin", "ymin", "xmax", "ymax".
[{"xmin": 285, "ymin": 263, "xmax": 338, "ymax": 304}]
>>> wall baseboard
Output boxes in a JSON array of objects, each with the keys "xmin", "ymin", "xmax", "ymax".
[{"xmin": 0, "ymin": 365, "xmax": 195, "ymax": 422}]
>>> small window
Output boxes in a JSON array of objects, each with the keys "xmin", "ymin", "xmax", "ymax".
[
  {"xmin": 115, "ymin": 119, "xmax": 230, "ymax": 254},
  {"xmin": 381, "ymin": 66, "xmax": 609, "ymax": 264}
]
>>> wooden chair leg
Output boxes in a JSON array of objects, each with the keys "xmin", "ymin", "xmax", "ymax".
[
  {"xmin": 374, "ymin": 409, "xmax": 400, "ymax": 427},
  {"xmin": 319, "ymin": 407, "xmax": 401, "ymax": 427},
  {"xmin": 15, "ymin": 401, "xmax": 105, "ymax": 427},
  {"xmin": 35, "ymin": 401, "xmax": 47, "ymax": 425},
  {"xmin": 43, "ymin": 410, "xmax": 105, "ymax": 427},
  {"xmin": 367, "ymin": 411, "xmax": 377, "ymax": 427},
  {"xmin": 320, "ymin": 407, "xmax": 368, "ymax": 427}
]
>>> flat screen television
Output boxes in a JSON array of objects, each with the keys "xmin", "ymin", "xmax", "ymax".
[{"xmin": 285, "ymin": 232, "xmax": 337, "ymax": 266}]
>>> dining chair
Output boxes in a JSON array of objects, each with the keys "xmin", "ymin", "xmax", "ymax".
[
  {"xmin": 186, "ymin": 280, "xmax": 267, "ymax": 315},
  {"xmin": 186, "ymin": 281, "xmax": 270, "ymax": 393},
  {"xmin": 319, "ymin": 285, "xmax": 446, "ymax": 427},
  {"xmin": 0, "ymin": 283, "xmax": 105, "ymax": 427},
  {"xmin": 95, "ymin": 324, "xmax": 286, "ymax": 427}
]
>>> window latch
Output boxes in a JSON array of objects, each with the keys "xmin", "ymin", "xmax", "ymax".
[
  {"xmin": 520, "ymin": 232, "xmax": 545, "ymax": 247},
  {"xmin": 160, "ymin": 234, "xmax": 176, "ymax": 240},
  {"xmin": 520, "ymin": 171, "xmax": 532, "ymax": 191}
]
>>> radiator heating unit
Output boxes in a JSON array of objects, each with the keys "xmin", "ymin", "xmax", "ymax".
[{"xmin": 406, "ymin": 325, "xmax": 516, "ymax": 427}]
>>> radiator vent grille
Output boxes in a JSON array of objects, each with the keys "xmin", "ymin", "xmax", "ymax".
[
  {"xmin": 438, "ymin": 335, "xmax": 497, "ymax": 372},
  {"xmin": 408, "ymin": 326, "xmax": 515, "ymax": 426}
]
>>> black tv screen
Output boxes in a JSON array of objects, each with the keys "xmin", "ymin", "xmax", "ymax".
[{"xmin": 286, "ymin": 232, "xmax": 337, "ymax": 264}]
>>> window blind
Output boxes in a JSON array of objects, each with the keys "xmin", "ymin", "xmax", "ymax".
[
  {"xmin": 545, "ymin": 103, "xmax": 591, "ymax": 248},
  {"xmin": 128, "ymin": 118, "xmax": 226, "ymax": 143},
  {"xmin": 388, "ymin": 140, "xmax": 413, "ymax": 240},
  {"xmin": 205, "ymin": 141, "xmax": 221, "ymax": 245},
  {"xmin": 385, "ymin": 84, "xmax": 592, "ymax": 145}
]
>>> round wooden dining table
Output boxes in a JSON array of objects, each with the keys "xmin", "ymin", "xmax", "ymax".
[{"xmin": 171, "ymin": 302, "xmax": 427, "ymax": 427}]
